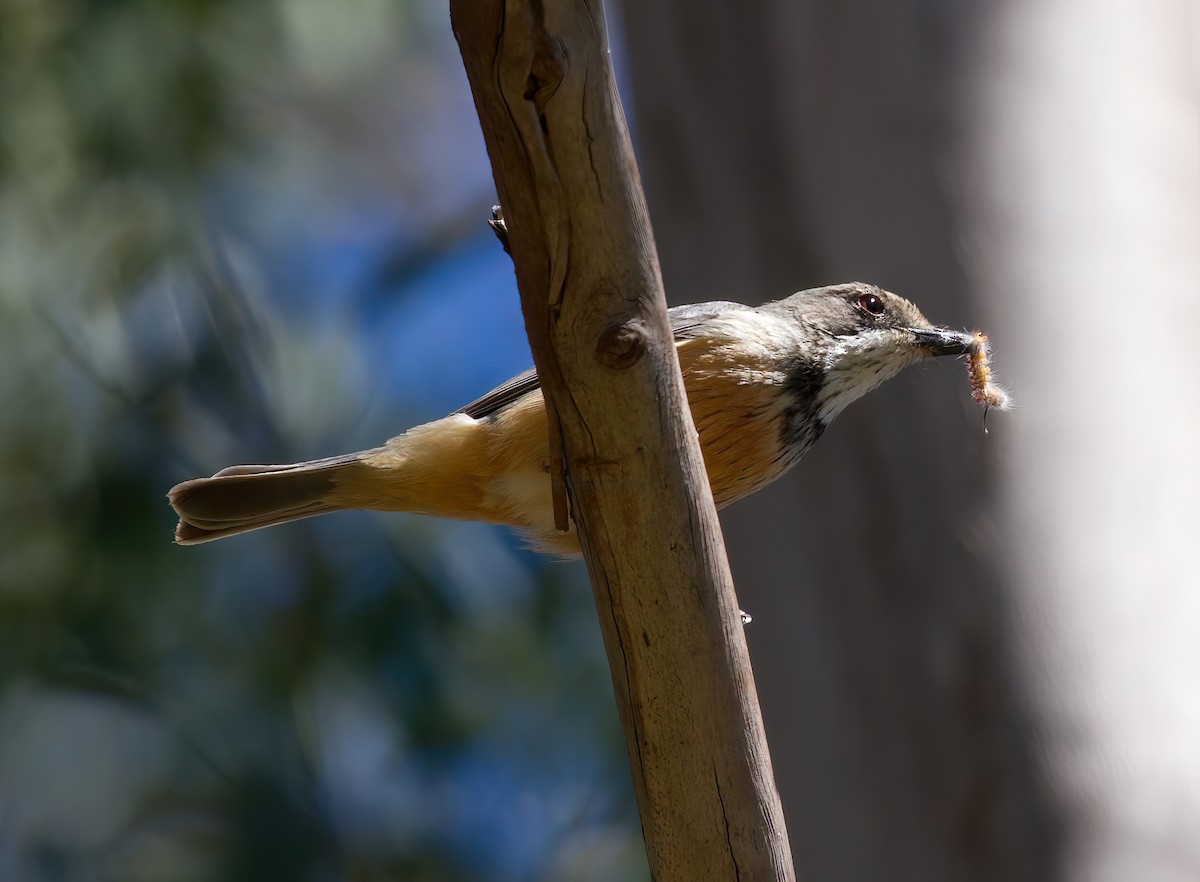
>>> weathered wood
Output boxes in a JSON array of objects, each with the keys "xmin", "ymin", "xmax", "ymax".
[{"xmin": 450, "ymin": 1, "xmax": 795, "ymax": 879}]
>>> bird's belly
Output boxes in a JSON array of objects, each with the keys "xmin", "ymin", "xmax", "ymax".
[
  {"xmin": 482, "ymin": 350, "xmax": 809, "ymax": 552},
  {"xmin": 685, "ymin": 367, "xmax": 802, "ymax": 508}
]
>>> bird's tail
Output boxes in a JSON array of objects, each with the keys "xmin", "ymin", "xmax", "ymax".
[
  {"xmin": 169, "ymin": 450, "xmax": 384, "ymax": 545},
  {"xmin": 170, "ymin": 411, "xmax": 541, "ymax": 545}
]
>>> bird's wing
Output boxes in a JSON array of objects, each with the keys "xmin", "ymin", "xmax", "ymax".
[
  {"xmin": 456, "ymin": 367, "xmax": 542, "ymax": 419},
  {"xmin": 665, "ymin": 301, "xmax": 751, "ymax": 338},
  {"xmin": 455, "ymin": 301, "xmax": 750, "ymax": 419}
]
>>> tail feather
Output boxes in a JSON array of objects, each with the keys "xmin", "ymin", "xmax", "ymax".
[
  {"xmin": 169, "ymin": 450, "xmax": 381, "ymax": 545},
  {"xmin": 169, "ymin": 409, "xmax": 529, "ymax": 546},
  {"xmin": 174, "ymin": 500, "xmax": 343, "ymax": 544}
]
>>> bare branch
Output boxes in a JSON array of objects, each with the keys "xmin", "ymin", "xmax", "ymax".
[{"xmin": 451, "ymin": 1, "xmax": 795, "ymax": 879}]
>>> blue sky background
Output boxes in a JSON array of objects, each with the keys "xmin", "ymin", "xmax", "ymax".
[{"xmin": 0, "ymin": 2, "xmax": 647, "ymax": 879}]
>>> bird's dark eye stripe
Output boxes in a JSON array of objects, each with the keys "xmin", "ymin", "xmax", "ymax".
[{"xmin": 856, "ymin": 292, "xmax": 886, "ymax": 316}]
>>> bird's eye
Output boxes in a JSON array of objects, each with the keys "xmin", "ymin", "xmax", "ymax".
[{"xmin": 856, "ymin": 292, "xmax": 886, "ymax": 317}]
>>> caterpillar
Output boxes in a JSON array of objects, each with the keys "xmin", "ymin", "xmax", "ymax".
[{"xmin": 966, "ymin": 331, "xmax": 1012, "ymax": 414}]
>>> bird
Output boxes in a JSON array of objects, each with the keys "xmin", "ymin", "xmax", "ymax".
[{"xmin": 169, "ymin": 282, "xmax": 979, "ymax": 555}]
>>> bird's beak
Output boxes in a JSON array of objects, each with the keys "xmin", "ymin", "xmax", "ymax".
[{"xmin": 910, "ymin": 326, "xmax": 973, "ymax": 357}]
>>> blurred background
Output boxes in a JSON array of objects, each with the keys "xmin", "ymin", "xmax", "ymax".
[
  {"xmin": 2, "ymin": 1, "xmax": 1197, "ymax": 881},
  {"xmin": 0, "ymin": 2, "xmax": 640, "ymax": 880}
]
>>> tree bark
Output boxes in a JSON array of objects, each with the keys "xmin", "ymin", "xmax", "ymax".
[{"xmin": 450, "ymin": 2, "xmax": 795, "ymax": 879}]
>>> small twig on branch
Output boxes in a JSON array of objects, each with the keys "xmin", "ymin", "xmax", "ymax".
[
  {"xmin": 488, "ymin": 204, "xmax": 511, "ymax": 255},
  {"xmin": 488, "ymin": 204, "xmax": 569, "ymax": 533}
]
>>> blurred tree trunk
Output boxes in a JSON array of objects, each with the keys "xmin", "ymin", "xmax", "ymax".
[
  {"xmin": 623, "ymin": 1, "xmax": 1200, "ymax": 881},
  {"xmin": 960, "ymin": 3, "xmax": 1200, "ymax": 881},
  {"xmin": 619, "ymin": 3, "xmax": 1058, "ymax": 882}
]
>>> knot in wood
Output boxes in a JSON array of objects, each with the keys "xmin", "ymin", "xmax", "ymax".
[
  {"xmin": 524, "ymin": 32, "xmax": 567, "ymax": 114},
  {"xmin": 595, "ymin": 319, "xmax": 648, "ymax": 370}
]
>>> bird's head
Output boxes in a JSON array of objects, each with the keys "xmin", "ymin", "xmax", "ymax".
[{"xmin": 768, "ymin": 282, "xmax": 974, "ymax": 425}]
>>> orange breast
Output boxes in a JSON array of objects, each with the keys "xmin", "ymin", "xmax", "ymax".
[
  {"xmin": 352, "ymin": 337, "xmax": 796, "ymax": 554},
  {"xmin": 677, "ymin": 338, "xmax": 794, "ymax": 507}
]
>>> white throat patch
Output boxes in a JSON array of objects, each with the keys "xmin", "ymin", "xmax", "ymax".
[{"xmin": 817, "ymin": 330, "xmax": 918, "ymax": 423}]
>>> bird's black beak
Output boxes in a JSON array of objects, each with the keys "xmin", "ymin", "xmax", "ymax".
[{"xmin": 910, "ymin": 327, "xmax": 973, "ymax": 357}]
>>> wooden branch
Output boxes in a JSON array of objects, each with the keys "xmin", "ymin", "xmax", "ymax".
[{"xmin": 450, "ymin": 2, "xmax": 795, "ymax": 879}]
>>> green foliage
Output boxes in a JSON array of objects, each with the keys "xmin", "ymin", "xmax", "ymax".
[{"xmin": 0, "ymin": 2, "xmax": 647, "ymax": 879}]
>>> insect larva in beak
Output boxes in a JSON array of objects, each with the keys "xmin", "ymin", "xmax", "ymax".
[{"xmin": 966, "ymin": 331, "xmax": 1012, "ymax": 413}]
